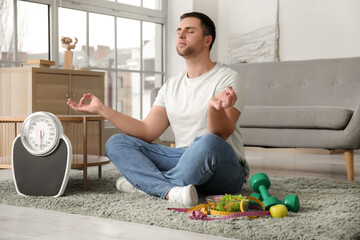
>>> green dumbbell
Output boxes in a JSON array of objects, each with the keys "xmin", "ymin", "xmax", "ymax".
[
  {"xmin": 250, "ymin": 192, "xmax": 262, "ymax": 206},
  {"xmin": 254, "ymin": 193, "xmax": 300, "ymax": 212},
  {"xmin": 250, "ymin": 173, "xmax": 280, "ymax": 210},
  {"xmin": 251, "ymin": 192, "xmax": 262, "ymax": 201},
  {"xmin": 251, "ymin": 173, "xmax": 300, "ymax": 212},
  {"xmin": 280, "ymin": 194, "xmax": 300, "ymax": 212}
]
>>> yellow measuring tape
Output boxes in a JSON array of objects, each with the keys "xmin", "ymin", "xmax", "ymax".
[{"xmin": 240, "ymin": 196, "xmax": 266, "ymax": 218}]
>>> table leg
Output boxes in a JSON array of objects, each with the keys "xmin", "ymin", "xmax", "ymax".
[
  {"xmin": 98, "ymin": 119, "xmax": 103, "ymax": 179},
  {"xmin": 83, "ymin": 116, "xmax": 88, "ymax": 191}
]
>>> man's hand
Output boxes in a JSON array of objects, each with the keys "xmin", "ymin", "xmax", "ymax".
[
  {"xmin": 67, "ymin": 93, "xmax": 170, "ymax": 143},
  {"xmin": 207, "ymin": 86, "xmax": 240, "ymax": 140},
  {"xmin": 67, "ymin": 93, "xmax": 104, "ymax": 115},
  {"xmin": 208, "ymin": 86, "xmax": 237, "ymax": 110}
]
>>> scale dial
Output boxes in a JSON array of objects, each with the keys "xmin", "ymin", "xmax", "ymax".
[{"xmin": 20, "ymin": 112, "xmax": 61, "ymax": 156}]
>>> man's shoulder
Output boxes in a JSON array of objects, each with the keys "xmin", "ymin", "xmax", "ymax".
[
  {"xmin": 166, "ymin": 70, "xmax": 187, "ymax": 84},
  {"xmin": 213, "ymin": 63, "xmax": 243, "ymax": 85},
  {"xmin": 216, "ymin": 63, "xmax": 238, "ymax": 78},
  {"xmin": 171, "ymin": 69, "xmax": 187, "ymax": 79}
]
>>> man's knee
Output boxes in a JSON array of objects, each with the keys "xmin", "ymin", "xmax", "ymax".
[
  {"xmin": 199, "ymin": 133, "xmax": 226, "ymax": 144},
  {"xmin": 195, "ymin": 134, "xmax": 231, "ymax": 153},
  {"xmin": 105, "ymin": 134, "xmax": 130, "ymax": 156},
  {"xmin": 190, "ymin": 134, "xmax": 238, "ymax": 166}
]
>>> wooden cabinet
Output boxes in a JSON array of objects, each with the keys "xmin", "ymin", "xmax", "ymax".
[{"xmin": 0, "ymin": 67, "xmax": 104, "ymax": 116}]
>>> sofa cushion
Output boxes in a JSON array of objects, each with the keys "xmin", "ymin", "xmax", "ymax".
[{"xmin": 240, "ymin": 106, "xmax": 353, "ymax": 130}]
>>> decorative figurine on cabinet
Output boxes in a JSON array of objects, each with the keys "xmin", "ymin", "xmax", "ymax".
[{"xmin": 61, "ymin": 36, "xmax": 78, "ymax": 70}]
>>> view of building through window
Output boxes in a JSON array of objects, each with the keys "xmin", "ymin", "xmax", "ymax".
[{"xmin": 1, "ymin": 0, "xmax": 164, "ymax": 120}]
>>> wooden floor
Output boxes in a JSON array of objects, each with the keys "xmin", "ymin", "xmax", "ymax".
[
  {"xmin": 246, "ymin": 147, "xmax": 360, "ymax": 181},
  {"xmin": 0, "ymin": 148, "xmax": 359, "ymax": 240}
]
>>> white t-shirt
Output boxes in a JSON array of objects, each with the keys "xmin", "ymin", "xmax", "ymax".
[{"xmin": 154, "ymin": 63, "xmax": 249, "ymax": 177}]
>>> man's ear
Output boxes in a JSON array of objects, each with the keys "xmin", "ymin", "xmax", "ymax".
[{"xmin": 204, "ymin": 35, "xmax": 213, "ymax": 47}]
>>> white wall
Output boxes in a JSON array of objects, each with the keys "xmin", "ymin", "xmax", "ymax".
[
  {"xmin": 167, "ymin": 0, "xmax": 360, "ymax": 75},
  {"xmin": 192, "ymin": 0, "xmax": 219, "ymax": 61},
  {"xmin": 279, "ymin": 0, "xmax": 360, "ymax": 61}
]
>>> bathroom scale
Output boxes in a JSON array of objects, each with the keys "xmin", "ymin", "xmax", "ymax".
[{"xmin": 12, "ymin": 111, "xmax": 72, "ymax": 197}]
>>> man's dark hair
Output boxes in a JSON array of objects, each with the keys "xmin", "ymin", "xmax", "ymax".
[{"xmin": 180, "ymin": 12, "xmax": 216, "ymax": 51}]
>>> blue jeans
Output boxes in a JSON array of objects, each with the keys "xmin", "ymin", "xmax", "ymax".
[{"xmin": 105, "ymin": 133, "xmax": 245, "ymax": 199}]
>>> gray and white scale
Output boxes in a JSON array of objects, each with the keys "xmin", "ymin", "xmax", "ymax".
[{"xmin": 12, "ymin": 111, "xmax": 72, "ymax": 197}]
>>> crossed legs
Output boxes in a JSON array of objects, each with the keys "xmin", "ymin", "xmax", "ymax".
[{"xmin": 105, "ymin": 133, "xmax": 246, "ymax": 199}]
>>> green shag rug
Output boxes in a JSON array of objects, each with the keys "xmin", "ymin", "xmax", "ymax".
[{"xmin": 0, "ymin": 165, "xmax": 359, "ymax": 240}]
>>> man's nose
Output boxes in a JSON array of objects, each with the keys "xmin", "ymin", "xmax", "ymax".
[{"xmin": 177, "ymin": 31, "xmax": 185, "ymax": 39}]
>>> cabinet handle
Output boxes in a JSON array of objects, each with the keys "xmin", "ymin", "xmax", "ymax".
[
  {"xmin": 72, "ymin": 94, "xmax": 76, "ymax": 98},
  {"xmin": 65, "ymin": 94, "xmax": 69, "ymax": 98}
]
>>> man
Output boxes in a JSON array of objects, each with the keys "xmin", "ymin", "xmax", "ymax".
[{"xmin": 67, "ymin": 12, "xmax": 249, "ymax": 206}]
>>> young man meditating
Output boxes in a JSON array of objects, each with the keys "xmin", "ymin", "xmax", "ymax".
[{"xmin": 67, "ymin": 12, "xmax": 249, "ymax": 206}]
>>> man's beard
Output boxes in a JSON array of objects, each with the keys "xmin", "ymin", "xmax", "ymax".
[{"xmin": 176, "ymin": 45, "xmax": 197, "ymax": 58}]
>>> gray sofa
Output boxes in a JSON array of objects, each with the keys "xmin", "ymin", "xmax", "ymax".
[{"xmin": 151, "ymin": 57, "xmax": 360, "ymax": 181}]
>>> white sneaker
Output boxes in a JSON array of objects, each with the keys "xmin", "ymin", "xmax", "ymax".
[
  {"xmin": 167, "ymin": 185, "xmax": 198, "ymax": 206},
  {"xmin": 116, "ymin": 177, "xmax": 146, "ymax": 194}
]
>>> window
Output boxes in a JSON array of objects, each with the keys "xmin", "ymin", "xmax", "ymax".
[
  {"xmin": 1, "ymin": 0, "xmax": 166, "ymax": 121},
  {"xmin": 0, "ymin": 0, "xmax": 15, "ymax": 64},
  {"xmin": 89, "ymin": 13, "xmax": 115, "ymax": 69},
  {"xmin": 58, "ymin": 8, "xmax": 86, "ymax": 68},
  {"xmin": 143, "ymin": 0, "xmax": 162, "ymax": 10},
  {"xmin": 17, "ymin": 1, "xmax": 49, "ymax": 61},
  {"xmin": 116, "ymin": 72, "xmax": 141, "ymax": 119},
  {"xmin": 118, "ymin": 76, "xmax": 123, "ymax": 89},
  {"xmin": 142, "ymin": 73, "xmax": 162, "ymax": 117},
  {"xmin": 117, "ymin": 0, "xmax": 140, "ymax": 7},
  {"xmin": 118, "ymin": 100, "xmax": 123, "ymax": 113},
  {"xmin": 0, "ymin": 0, "xmax": 49, "ymax": 65},
  {"xmin": 142, "ymin": 21, "xmax": 162, "ymax": 72},
  {"xmin": 116, "ymin": 0, "xmax": 162, "ymax": 10},
  {"xmin": 117, "ymin": 18, "xmax": 140, "ymax": 70}
]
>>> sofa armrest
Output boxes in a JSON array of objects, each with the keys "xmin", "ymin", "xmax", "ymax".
[{"xmin": 344, "ymin": 99, "xmax": 360, "ymax": 148}]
